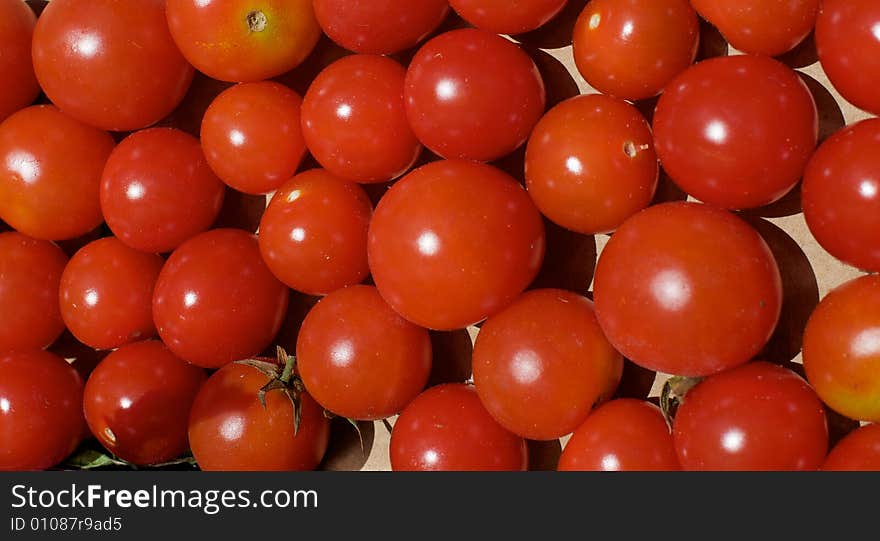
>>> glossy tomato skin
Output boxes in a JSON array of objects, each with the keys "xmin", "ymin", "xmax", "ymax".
[
  {"xmin": 390, "ymin": 384, "xmax": 528, "ymax": 471},
  {"xmin": 525, "ymin": 93, "xmax": 657, "ymax": 235},
  {"xmin": 404, "ymin": 29, "xmax": 546, "ymax": 162},
  {"xmin": 653, "ymin": 55, "xmax": 818, "ymax": 210},
  {"xmin": 692, "ymin": 0, "xmax": 819, "ymax": 56},
  {"xmin": 153, "ymin": 229, "xmax": 289, "ymax": 369},
  {"xmin": 0, "ymin": 0, "xmax": 39, "ymax": 122},
  {"xmin": 558, "ymin": 399, "xmax": 680, "ymax": 471},
  {"xmin": 673, "ymin": 362, "xmax": 828, "ymax": 471},
  {"xmin": 368, "ymin": 160, "xmax": 545, "ymax": 331},
  {"xmin": 100, "ymin": 128, "xmax": 225, "ymax": 254},
  {"xmin": 32, "ymin": 0, "xmax": 193, "ymax": 131},
  {"xmin": 822, "ymin": 424, "xmax": 880, "ymax": 471},
  {"xmin": 166, "ymin": 0, "xmax": 321, "ymax": 83},
  {"xmin": 0, "ymin": 350, "xmax": 86, "ymax": 471},
  {"xmin": 593, "ymin": 202, "xmax": 782, "ymax": 377},
  {"xmin": 188, "ymin": 361, "xmax": 330, "ymax": 471},
  {"xmin": 83, "ymin": 341, "xmax": 205, "ymax": 465},
  {"xmin": 803, "ymin": 275, "xmax": 880, "ymax": 422},
  {"xmin": 259, "ymin": 170, "xmax": 371, "ymax": 295},
  {"xmin": 0, "ymin": 105, "xmax": 114, "ymax": 240},
  {"xmin": 572, "ymin": 0, "xmax": 699, "ymax": 101},
  {"xmin": 0, "ymin": 232, "xmax": 67, "ymax": 352},
  {"xmin": 201, "ymin": 82, "xmax": 307, "ymax": 195},
  {"xmin": 59, "ymin": 238, "xmax": 164, "ymax": 351},
  {"xmin": 302, "ymin": 55, "xmax": 421, "ymax": 184},
  {"xmin": 449, "ymin": 0, "xmax": 566, "ymax": 35},
  {"xmin": 473, "ymin": 289, "xmax": 622, "ymax": 441},
  {"xmin": 816, "ymin": 0, "xmax": 880, "ymax": 116}
]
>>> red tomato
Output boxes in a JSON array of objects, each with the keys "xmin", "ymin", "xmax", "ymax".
[
  {"xmin": 653, "ymin": 55, "xmax": 818, "ymax": 210},
  {"xmin": 153, "ymin": 229, "xmax": 289, "ymax": 369},
  {"xmin": 803, "ymin": 275, "xmax": 880, "ymax": 422},
  {"xmin": 0, "ymin": 232, "xmax": 67, "ymax": 352},
  {"xmin": 83, "ymin": 340, "xmax": 205, "ymax": 465},
  {"xmin": 0, "ymin": 350, "xmax": 86, "ymax": 471},
  {"xmin": 0, "ymin": 0, "xmax": 39, "ymax": 122},
  {"xmin": 593, "ymin": 202, "xmax": 782, "ymax": 377},
  {"xmin": 390, "ymin": 384, "xmax": 528, "ymax": 471},
  {"xmin": 100, "ymin": 128, "xmax": 226, "ymax": 254},
  {"xmin": 0, "ymin": 105, "xmax": 114, "ymax": 240},
  {"xmin": 449, "ymin": 0, "xmax": 567, "ymax": 35},
  {"xmin": 525, "ymin": 93, "xmax": 658, "ymax": 235},
  {"xmin": 259, "ymin": 170, "xmax": 371, "ymax": 295},
  {"xmin": 32, "ymin": 0, "xmax": 193, "ymax": 131},
  {"xmin": 368, "ymin": 160, "xmax": 545, "ymax": 331},
  {"xmin": 673, "ymin": 362, "xmax": 828, "ymax": 471},
  {"xmin": 822, "ymin": 424, "xmax": 880, "ymax": 471},
  {"xmin": 313, "ymin": 0, "xmax": 449, "ymax": 54},
  {"xmin": 572, "ymin": 0, "xmax": 699, "ymax": 101},
  {"xmin": 404, "ymin": 29, "xmax": 546, "ymax": 162},
  {"xmin": 691, "ymin": 0, "xmax": 819, "ymax": 56},
  {"xmin": 166, "ymin": 0, "xmax": 321, "ymax": 83},
  {"xmin": 59, "ymin": 238, "xmax": 164, "ymax": 351},
  {"xmin": 302, "ymin": 55, "xmax": 421, "ymax": 184},
  {"xmin": 473, "ymin": 289, "xmax": 622, "ymax": 440},
  {"xmin": 201, "ymin": 82, "xmax": 307, "ymax": 195},
  {"xmin": 558, "ymin": 399, "xmax": 680, "ymax": 471}
]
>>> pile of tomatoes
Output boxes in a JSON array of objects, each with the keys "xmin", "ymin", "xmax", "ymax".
[{"xmin": 2, "ymin": 0, "xmax": 880, "ymax": 472}]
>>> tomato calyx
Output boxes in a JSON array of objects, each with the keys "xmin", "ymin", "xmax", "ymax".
[
  {"xmin": 234, "ymin": 346, "xmax": 306, "ymax": 435},
  {"xmin": 322, "ymin": 410, "xmax": 367, "ymax": 454},
  {"xmin": 659, "ymin": 375, "xmax": 703, "ymax": 428}
]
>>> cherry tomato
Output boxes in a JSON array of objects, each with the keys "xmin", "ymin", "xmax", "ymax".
[
  {"xmin": 0, "ymin": 350, "xmax": 86, "ymax": 471},
  {"xmin": 32, "ymin": 0, "xmax": 193, "ymax": 131},
  {"xmin": 473, "ymin": 289, "xmax": 622, "ymax": 440},
  {"xmin": 83, "ymin": 340, "xmax": 205, "ymax": 465},
  {"xmin": 0, "ymin": 0, "xmax": 39, "ymax": 122},
  {"xmin": 166, "ymin": 0, "xmax": 321, "ymax": 83},
  {"xmin": 572, "ymin": 0, "xmax": 699, "ymax": 101},
  {"xmin": 390, "ymin": 384, "xmax": 528, "ymax": 471},
  {"xmin": 368, "ymin": 160, "xmax": 545, "ymax": 331},
  {"xmin": 673, "ymin": 362, "xmax": 828, "ymax": 471},
  {"xmin": 302, "ymin": 55, "xmax": 421, "ymax": 184},
  {"xmin": 259, "ymin": 170, "xmax": 371, "ymax": 296},
  {"xmin": 404, "ymin": 28, "xmax": 546, "ymax": 162},
  {"xmin": 0, "ymin": 105, "xmax": 114, "ymax": 240},
  {"xmin": 593, "ymin": 202, "xmax": 782, "ymax": 377},
  {"xmin": 525, "ymin": 93, "xmax": 658, "ymax": 235},
  {"xmin": 100, "ymin": 128, "xmax": 226, "ymax": 254},
  {"xmin": 653, "ymin": 55, "xmax": 818, "ymax": 210},
  {"xmin": 0, "ymin": 232, "xmax": 67, "ymax": 352},
  {"xmin": 558, "ymin": 399, "xmax": 680, "ymax": 471},
  {"xmin": 449, "ymin": 0, "xmax": 567, "ymax": 35},
  {"xmin": 153, "ymin": 229, "xmax": 289, "ymax": 369},
  {"xmin": 822, "ymin": 424, "xmax": 880, "ymax": 471}
]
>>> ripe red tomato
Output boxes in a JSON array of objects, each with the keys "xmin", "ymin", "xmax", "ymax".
[
  {"xmin": 593, "ymin": 202, "xmax": 782, "ymax": 377},
  {"xmin": 525, "ymin": 93, "xmax": 658, "ymax": 235},
  {"xmin": 302, "ymin": 55, "xmax": 422, "ymax": 184},
  {"xmin": 572, "ymin": 0, "xmax": 699, "ymax": 101},
  {"xmin": 816, "ymin": 0, "xmax": 880, "ymax": 116},
  {"xmin": 802, "ymin": 119, "xmax": 880, "ymax": 272},
  {"xmin": 404, "ymin": 29, "xmax": 546, "ymax": 162},
  {"xmin": 83, "ymin": 340, "xmax": 205, "ymax": 465},
  {"xmin": 0, "ymin": 350, "xmax": 86, "ymax": 471},
  {"xmin": 201, "ymin": 82, "xmax": 307, "ymax": 195},
  {"xmin": 313, "ymin": 0, "xmax": 449, "ymax": 55},
  {"xmin": 166, "ymin": 0, "xmax": 321, "ymax": 83},
  {"xmin": 653, "ymin": 55, "xmax": 818, "ymax": 210},
  {"xmin": 558, "ymin": 399, "xmax": 680, "ymax": 471},
  {"xmin": 691, "ymin": 0, "xmax": 819, "ymax": 56},
  {"xmin": 473, "ymin": 289, "xmax": 623, "ymax": 441},
  {"xmin": 153, "ymin": 229, "xmax": 289, "ymax": 369},
  {"xmin": 32, "ymin": 0, "xmax": 193, "ymax": 131},
  {"xmin": 188, "ymin": 360, "xmax": 330, "ymax": 471},
  {"xmin": 59, "ymin": 238, "xmax": 164, "ymax": 351},
  {"xmin": 822, "ymin": 424, "xmax": 880, "ymax": 471},
  {"xmin": 0, "ymin": 232, "xmax": 67, "ymax": 352},
  {"xmin": 390, "ymin": 384, "xmax": 528, "ymax": 471},
  {"xmin": 449, "ymin": 0, "xmax": 567, "ymax": 35},
  {"xmin": 673, "ymin": 362, "xmax": 828, "ymax": 471},
  {"xmin": 368, "ymin": 160, "xmax": 545, "ymax": 331},
  {"xmin": 0, "ymin": 0, "xmax": 39, "ymax": 122},
  {"xmin": 100, "ymin": 128, "xmax": 226, "ymax": 254},
  {"xmin": 259, "ymin": 170, "xmax": 372, "ymax": 295},
  {"xmin": 803, "ymin": 275, "xmax": 880, "ymax": 422},
  {"xmin": 0, "ymin": 105, "xmax": 114, "ymax": 240}
]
